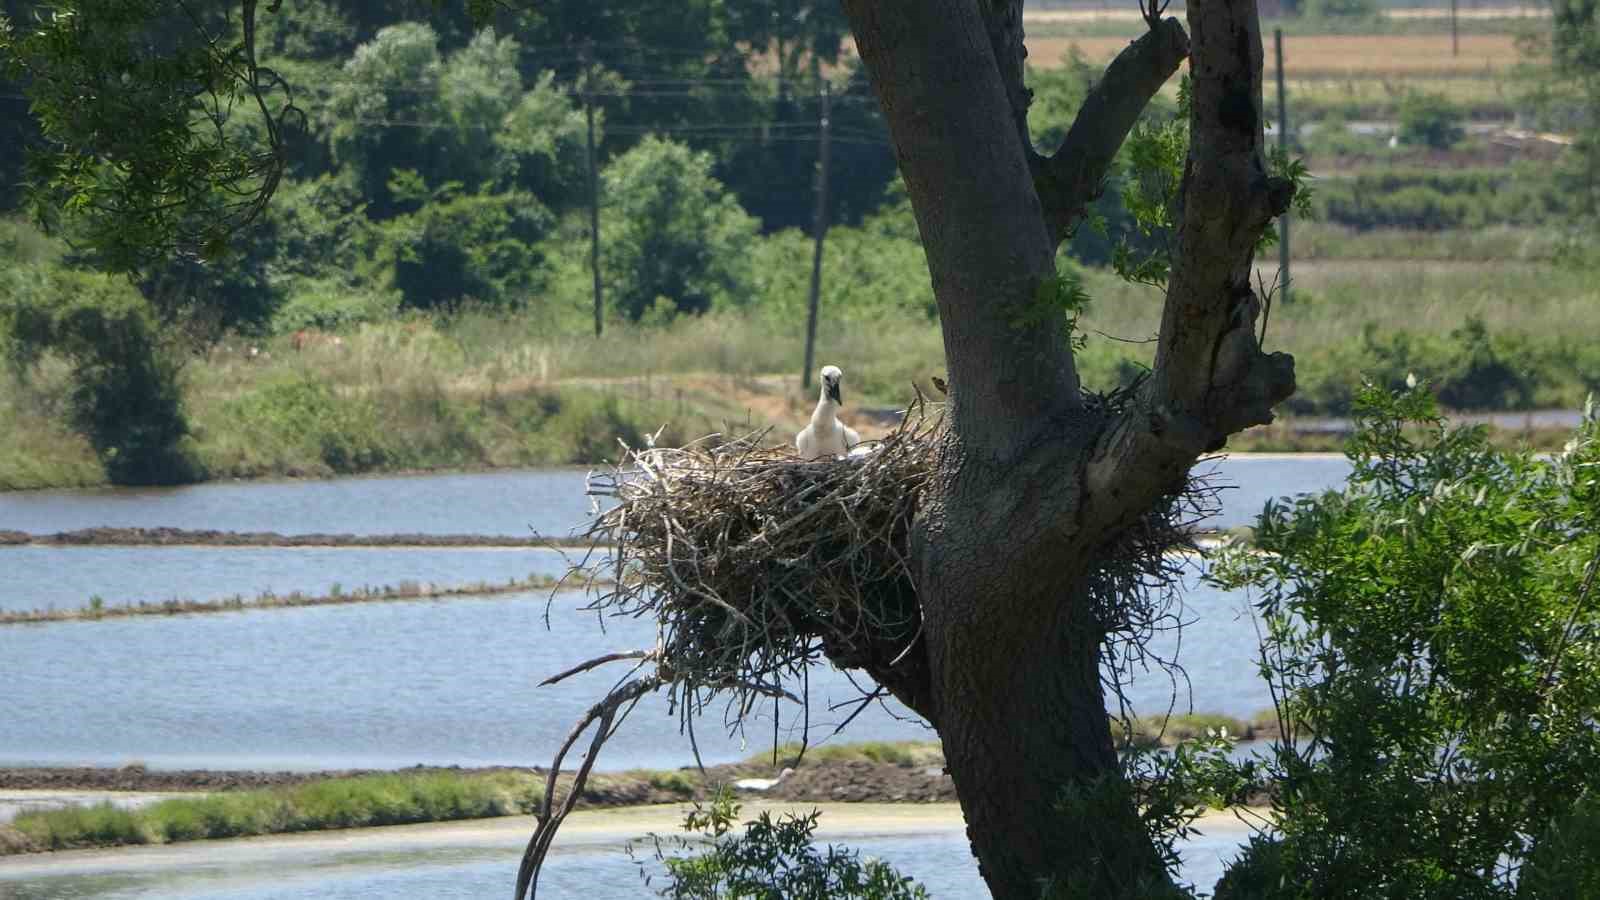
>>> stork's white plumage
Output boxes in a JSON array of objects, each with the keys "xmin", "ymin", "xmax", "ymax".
[{"xmin": 796, "ymin": 365, "xmax": 859, "ymax": 460}]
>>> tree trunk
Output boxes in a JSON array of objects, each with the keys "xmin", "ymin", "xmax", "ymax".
[{"xmin": 839, "ymin": 0, "xmax": 1295, "ymax": 896}]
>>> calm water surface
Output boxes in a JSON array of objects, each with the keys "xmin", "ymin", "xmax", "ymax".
[
  {"xmin": 0, "ymin": 458, "xmax": 1348, "ymax": 607},
  {"xmin": 0, "ymin": 817, "xmax": 1255, "ymax": 899},
  {"xmin": 1, "ymin": 570, "xmax": 1265, "ymax": 772},
  {"xmin": 0, "ymin": 457, "xmax": 1350, "ymax": 537},
  {"xmin": 0, "ymin": 463, "xmax": 1295, "ymax": 897}
]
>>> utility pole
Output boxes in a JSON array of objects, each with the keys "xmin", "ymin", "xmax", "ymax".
[
  {"xmin": 1452, "ymin": 0, "xmax": 1465, "ymax": 56},
  {"xmin": 801, "ymin": 80, "xmax": 831, "ymax": 391},
  {"xmin": 1451, "ymin": 0, "xmax": 1460, "ymax": 57},
  {"xmin": 582, "ymin": 39, "xmax": 604, "ymax": 338},
  {"xmin": 1275, "ymin": 28, "xmax": 1291, "ymax": 306}
]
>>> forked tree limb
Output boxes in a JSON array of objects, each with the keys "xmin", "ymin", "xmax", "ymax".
[
  {"xmin": 1084, "ymin": 0, "xmax": 1296, "ymax": 534},
  {"xmin": 1032, "ymin": 17, "xmax": 1191, "ymax": 246},
  {"xmin": 842, "ymin": 0, "xmax": 1079, "ymax": 454}
]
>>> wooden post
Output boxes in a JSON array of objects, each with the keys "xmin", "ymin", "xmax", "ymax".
[
  {"xmin": 802, "ymin": 80, "xmax": 831, "ymax": 391},
  {"xmin": 1275, "ymin": 28, "xmax": 1291, "ymax": 306},
  {"xmin": 1451, "ymin": 0, "xmax": 1460, "ymax": 57},
  {"xmin": 582, "ymin": 40, "xmax": 604, "ymax": 338}
]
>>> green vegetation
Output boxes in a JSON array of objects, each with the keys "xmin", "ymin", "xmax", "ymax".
[
  {"xmin": 1114, "ymin": 713, "xmax": 1262, "ymax": 749},
  {"xmin": 1311, "ymin": 168, "xmax": 1569, "ymax": 231},
  {"xmin": 1397, "ymin": 90, "xmax": 1466, "ymax": 149},
  {"xmin": 1, "ymin": 4, "xmax": 1592, "ymax": 489},
  {"xmin": 7, "ymin": 770, "xmax": 544, "ymax": 852},
  {"xmin": 751, "ymin": 741, "xmax": 944, "ymax": 769},
  {"xmin": 630, "ymin": 788, "xmax": 930, "ymax": 900},
  {"xmin": 5, "ymin": 249, "xmax": 1600, "ymax": 488},
  {"xmin": 1208, "ymin": 386, "xmax": 1600, "ymax": 897}
]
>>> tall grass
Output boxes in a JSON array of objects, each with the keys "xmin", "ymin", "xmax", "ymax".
[
  {"xmin": 9, "ymin": 771, "xmax": 543, "ymax": 852},
  {"xmin": 3, "ymin": 253, "xmax": 1591, "ymax": 489}
]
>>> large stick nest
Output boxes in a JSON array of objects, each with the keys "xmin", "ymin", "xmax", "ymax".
[
  {"xmin": 519, "ymin": 390, "xmax": 1222, "ymax": 897},
  {"xmin": 572, "ymin": 389, "xmax": 1221, "ymax": 734},
  {"xmin": 578, "ymin": 398, "xmax": 942, "ymax": 733}
]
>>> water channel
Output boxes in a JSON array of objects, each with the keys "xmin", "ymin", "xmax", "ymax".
[
  {"xmin": 0, "ymin": 458, "xmax": 1341, "ymax": 896},
  {"xmin": 0, "ymin": 809, "xmax": 1260, "ymax": 898}
]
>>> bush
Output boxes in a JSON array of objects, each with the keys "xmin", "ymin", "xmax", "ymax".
[
  {"xmin": 1313, "ymin": 168, "xmax": 1568, "ymax": 231},
  {"xmin": 9, "ymin": 772, "xmax": 540, "ymax": 852},
  {"xmin": 0, "ymin": 267, "xmax": 199, "ymax": 485},
  {"xmin": 1300, "ymin": 0, "xmax": 1378, "ymax": 19},
  {"xmin": 1397, "ymin": 91, "xmax": 1465, "ymax": 150},
  {"xmin": 12, "ymin": 802, "xmax": 147, "ymax": 850},
  {"xmin": 271, "ymin": 280, "xmax": 400, "ymax": 333},
  {"xmin": 375, "ymin": 189, "xmax": 552, "ymax": 312},
  {"xmin": 1209, "ymin": 385, "xmax": 1600, "ymax": 898},
  {"xmin": 221, "ymin": 375, "xmax": 390, "ymax": 474},
  {"xmin": 632, "ymin": 788, "xmax": 929, "ymax": 899},
  {"xmin": 1278, "ymin": 316, "xmax": 1547, "ymax": 416},
  {"xmin": 600, "ymin": 136, "xmax": 759, "ymax": 320}
]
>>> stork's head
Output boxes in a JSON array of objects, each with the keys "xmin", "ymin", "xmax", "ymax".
[{"xmin": 820, "ymin": 365, "xmax": 843, "ymax": 405}]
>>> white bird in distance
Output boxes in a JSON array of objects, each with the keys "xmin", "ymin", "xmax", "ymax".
[{"xmin": 796, "ymin": 365, "xmax": 860, "ymax": 460}]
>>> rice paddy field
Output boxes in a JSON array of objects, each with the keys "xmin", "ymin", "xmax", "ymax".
[{"xmin": 1028, "ymin": 31, "xmax": 1526, "ymax": 76}]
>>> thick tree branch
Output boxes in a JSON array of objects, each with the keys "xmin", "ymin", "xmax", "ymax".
[
  {"xmin": 979, "ymin": 0, "xmax": 1032, "ymax": 152},
  {"xmin": 1083, "ymin": 0, "xmax": 1295, "ymax": 531},
  {"xmin": 842, "ymin": 0, "xmax": 1079, "ymax": 459},
  {"xmin": 1033, "ymin": 17, "xmax": 1190, "ymax": 247}
]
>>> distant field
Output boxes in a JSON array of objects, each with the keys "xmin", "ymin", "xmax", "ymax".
[
  {"xmin": 1028, "ymin": 32, "xmax": 1529, "ymax": 75},
  {"xmin": 1021, "ymin": 6, "xmax": 1547, "ymax": 23}
]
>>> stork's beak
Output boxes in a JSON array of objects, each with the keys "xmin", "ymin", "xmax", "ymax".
[{"xmin": 827, "ymin": 381, "xmax": 842, "ymax": 405}]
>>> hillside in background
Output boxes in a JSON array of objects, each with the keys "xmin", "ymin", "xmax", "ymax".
[{"xmin": 2, "ymin": 0, "xmax": 1595, "ymax": 487}]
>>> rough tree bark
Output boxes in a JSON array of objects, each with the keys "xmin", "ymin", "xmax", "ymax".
[{"xmin": 837, "ymin": 0, "xmax": 1295, "ymax": 896}]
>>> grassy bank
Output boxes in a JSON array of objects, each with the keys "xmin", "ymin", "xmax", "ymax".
[
  {"xmin": 3, "ymin": 770, "xmax": 546, "ymax": 854},
  {"xmin": 0, "ymin": 727, "xmax": 1275, "ymax": 855},
  {"xmin": 0, "ymin": 574, "xmax": 580, "ymax": 627},
  {"xmin": 4, "ymin": 252, "xmax": 1594, "ymax": 491}
]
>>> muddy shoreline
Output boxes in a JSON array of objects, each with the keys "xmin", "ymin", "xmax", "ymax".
[
  {"xmin": 0, "ymin": 525, "xmax": 1239, "ymax": 550},
  {"xmin": 0, "ymin": 760, "xmax": 960, "ymax": 807}
]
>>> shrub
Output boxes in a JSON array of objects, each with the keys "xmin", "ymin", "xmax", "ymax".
[
  {"xmin": 12, "ymin": 802, "xmax": 147, "ymax": 850},
  {"xmin": 600, "ymin": 136, "xmax": 759, "ymax": 320},
  {"xmin": 9, "ymin": 772, "xmax": 539, "ymax": 852},
  {"xmin": 0, "ymin": 267, "xmax": 199, "ymax": 485},
  {"xmin": 631, "ymin": 788, "xmax": 930, "ymax": 899},
  {"xmin": 271, "ymin": 280, "xmax": 400, "ymax": 333},
  {"xmin": 1398, "ymin": 91, "xmax": 1465, "ymax": 150},
  {"xmin": 1209, "ymin": 385, "xmax": 1600, "ymax": 898},
  {"xmin": 1300, "ymin": 0, "xmax": 1378, "ymax": 19},
  {"xmin": 374, "ymin": 189, "xmax": 552, "ymax": 312},
  {"xmin": 221, "ymin": 375, "xmax": 390, "ymax": 473}
]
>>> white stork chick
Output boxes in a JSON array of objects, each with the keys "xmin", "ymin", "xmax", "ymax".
[{"xmin": 796, "ymin": 365, "xmax": 859, "ymax": 460}]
